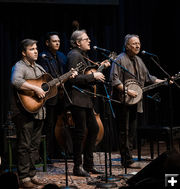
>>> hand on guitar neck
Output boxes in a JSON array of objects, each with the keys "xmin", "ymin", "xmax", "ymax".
[
  {"xmin": 70, "ymin": 69, "xmax": 78, "ymax": 78},
  {"xmin": 60, "ymin": 68, "xmax": 78, "ymax": 84},
  {"xmin": 155, "ymin": 78, "xmax": 173, "ymax": 85},
  {"xmin": 100, "ymin": 59, "xmax": 111, "ymax": 68}
]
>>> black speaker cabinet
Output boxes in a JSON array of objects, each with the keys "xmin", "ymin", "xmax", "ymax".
[{"xmin": 127, "ymin": 150, "xmax": 180, "ymax": 189}]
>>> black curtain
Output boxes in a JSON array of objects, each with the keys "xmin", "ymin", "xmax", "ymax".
[{"xmin": 0, "ymin": 0, "xmax": 179, "ymax": 127}]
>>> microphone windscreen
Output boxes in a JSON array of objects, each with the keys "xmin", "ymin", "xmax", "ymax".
[
  {"xmin": 41, "ymin": 54, "xmax": 47, "ymax": 58},
  {"xmin": 141, "ymin": 50, "xmax": 146, "ymax": 54}
]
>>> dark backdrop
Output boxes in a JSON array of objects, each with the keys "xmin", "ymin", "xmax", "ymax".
[{"xmin": 0, "ymin": 0, "xmax": 179, "ymax": 127}]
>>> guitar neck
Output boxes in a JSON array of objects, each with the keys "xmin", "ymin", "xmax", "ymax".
[
  {"xmin": 97, "ymin": 64, "xmax": 105, "ymax": 72},
  {"xmin": 143, "ymin": 80, "xmax": 168, "ymax": 92},
  {"xmin": 48, "ymin": 62, "xmax": 83, "ymax": 87},
  {"xmin": 143, "ymin": 73, "xmax": 180, "ymax": 93},
  {"xmin": 96, "ymin": 53, "xmax": 116, "ymax": 73},
  {"xmin": 48, "ymin": 70, "xmax": 72, "ymax": 86}
]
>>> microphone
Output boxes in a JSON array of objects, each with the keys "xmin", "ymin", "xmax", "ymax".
[
  {"xmin": 41, "ymin": 54, "xmax": 53, "ymax": 60},
  {"xmin": 72, "ymin": 85, "xmax": 85, "ymax": 94},
  {"xmin": 93, "ymin": 46, "xmax": 111, "ymax": 54},
  {"xmin": 141, "ymin": 50, "xmax": 158, "ymax": 57}
]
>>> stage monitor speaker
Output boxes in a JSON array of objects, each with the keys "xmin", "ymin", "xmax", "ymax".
[{"xmin": 127, "ymin": 149, "xmax": 180, "ymax": 189}]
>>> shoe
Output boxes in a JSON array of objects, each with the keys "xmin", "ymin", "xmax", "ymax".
[
  {"xmin": 31, "ymin": 179, "xmax": 45, "ymax": 186},
  {"xmin": 31, "ymin": 176, "xmax": 45, "ymax": 186},
  {"xmin": 19, "ymin": 181, "xmax": 36, "ymax": 188},
  {"xmin": 123, "ymin": 162, "xmax": 142, "ymax": 169},
  {"xmin": 84, "ymin": 167, "xmax": 104, "ymax": 174},
  {"xmin": 73, "ymin": 165, "xmax": 90, "ymax": 177}
]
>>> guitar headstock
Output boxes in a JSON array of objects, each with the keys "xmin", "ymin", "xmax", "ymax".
[
  {"xmin": 174, "ymin": 72, "xmax": 180, "ymax": 80},
  {"xmin": 170, "ymin": 72, "xmax": 180, "ymax": 81},
  {"xmin": 109, "ymin": 51, "xmax": 118, "ymax": 60},
  {"xmin": 75, "ymin": 62, "xmax": 85, "ymax": 73}
]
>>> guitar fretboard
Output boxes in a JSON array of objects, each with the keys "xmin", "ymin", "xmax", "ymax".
[
  {"xmin": 143, "ymin": 73, "xmax": 180, "ymax": 92},
  {"xmin": 143, "ymin": 80, "xmax": 168, "ymax": 92},
  {"xmin": 48, "ymin": 71, "xmax": 73, "ymax": 87}
]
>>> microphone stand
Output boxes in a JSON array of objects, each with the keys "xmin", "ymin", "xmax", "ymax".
[
  {"xmin": 96, "ymin": 83, "xmax": 120, "ymax": 189},
  {"xmin": 148, "ymin": 56, "xmax": 179, "ymax": 150},
  {"xmin": 72, "ymin": 85, "xmax": 119, "ymax": 188},
  {"xmin": 72, "ymin": 86, "xmax": 121, "ymax": 105},
  {"xmin": 99, "ymin": 52, "xmax": 136, "ymax": 176},
  {"xmin": 48, "ymin": 58, "xmax": 77, "ymax": 189}
]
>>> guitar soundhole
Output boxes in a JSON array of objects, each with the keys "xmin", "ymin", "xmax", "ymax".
[{"xmin": 41, "ymin": 83, "xmax": 49, "ymax": 92}]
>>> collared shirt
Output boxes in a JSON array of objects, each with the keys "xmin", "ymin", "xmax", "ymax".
[
  {"xmin": 110, "ymin": 52, "xmax": 157, "ymax": 112},
  {"xmin": 11, "ymin": 60, "xmax": 46, "ymax": 119}
]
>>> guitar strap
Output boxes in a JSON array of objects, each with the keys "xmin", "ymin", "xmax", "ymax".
[
  {"xmin": 22, "ymin": 59, "xmax": 46, "ymax": 76},
  {"xmin": 82, "ymin": 55, "xmax": 99, "ymax": 66},
  {"xmin": 35, "ymin": 64, "xmax": 46, "ymax": 74}
]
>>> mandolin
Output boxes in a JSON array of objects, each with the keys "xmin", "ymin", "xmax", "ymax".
[
  {"xmin": 83, "ymin": 52, "xmax": 117, "ymax": 96},
  {"xmin": 83, "ymin": 51, "xmax": 117, "ymax": 75}
]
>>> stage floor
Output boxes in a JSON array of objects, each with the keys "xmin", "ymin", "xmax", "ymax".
[
  {"xmin": 2, "ymin": 140, "xmax": 178, "ymax": 188},
  {"xmin": 25, "ymin": 140, "xmax": 180, "ymax": 189}
]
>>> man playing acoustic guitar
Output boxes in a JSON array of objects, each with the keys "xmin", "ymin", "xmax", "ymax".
[{"xmin": 10, "ymin": 39, "xmax": 77, "ymax": 188}]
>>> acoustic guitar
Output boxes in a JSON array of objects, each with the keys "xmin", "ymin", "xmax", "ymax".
[
  {"xmin": 17, "ymin": 62, "xmax": 83, "ymax": 113},
  {"xmin": 120, "ymin": 72, "xmax": 180, "ymax": 105}
]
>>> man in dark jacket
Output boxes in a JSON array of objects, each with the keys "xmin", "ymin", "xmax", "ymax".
[
  {"xmin": 38, "ymin": 32, "xmax": 67, "ymax": 160},
  {"xmin": 66, "ymin": 29, "xmax": 110, "ymax": 176}
]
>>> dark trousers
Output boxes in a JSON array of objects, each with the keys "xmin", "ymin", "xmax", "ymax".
[
  {"xmin": 13, "ymin": 113, "xmax": 44, "ymax": 179},
  {"xmin": 115, "ymin": 104, "xmax": 137, "ymax": 166},
  {"xmin": 70, "ymin": 106, "xmax": 99, "ymax": 169},
  {"xmin": 42, "ymin": 105, "xmax": 58, "ymax": 158}
]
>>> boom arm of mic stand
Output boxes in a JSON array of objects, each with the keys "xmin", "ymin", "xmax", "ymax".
[
  {"xmin": 72, "ymin": 85, "xmax": 121, "ymax": 105},
  {"xmin": 150, "ymin": 57, "xmax": 180, "ymax": 88},
  {"xmin": 100, "ymin": 52, "xmax": 136, "ymax": 79},
  {"xmin": 150, "ymin": 57, "xmax": 171, "ymax": 77}
]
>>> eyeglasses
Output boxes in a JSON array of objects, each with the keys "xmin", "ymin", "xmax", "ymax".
[{"xmin": 81, "ymin": 37, "xmax": 90, "ymax": 41}]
